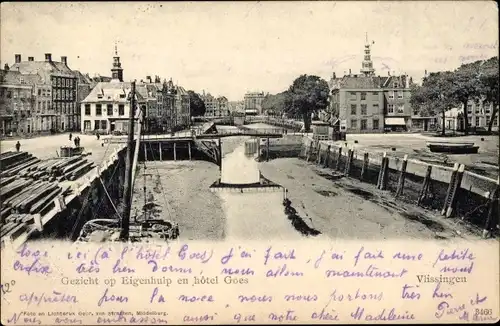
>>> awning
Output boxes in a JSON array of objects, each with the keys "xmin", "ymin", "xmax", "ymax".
[{"xmin": 385, "ymin": 117, "xmax": 406, "ymax": 126}]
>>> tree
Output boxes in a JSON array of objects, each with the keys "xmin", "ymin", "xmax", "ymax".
[
  {"xmin": 286, "ymin": 75, "xmax": 330, "ymax": 132},
  {"xmin": 478, "ymin": 57, "xmax": 499, "ymax": 132},
  {"xmin": 261, "ymin": 91, "xmax": 290, "ymax": 117},
  {"xmin": 187, "ymin": 90, "xmax": 206, "ymax": 117},
  {"xmin": 410, "ymin": 71, "xmax": 457, "ymax": 135},
  {"xmin": 449, "ymin": 60, "xmax": 484, "ymax": 135}
]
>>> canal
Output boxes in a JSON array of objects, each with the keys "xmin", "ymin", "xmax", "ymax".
[{"xmin": 131, "ymin": 124, "xmax": 306, "ymax": 241}]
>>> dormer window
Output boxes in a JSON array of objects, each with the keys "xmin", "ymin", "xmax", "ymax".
[
  {"xmin": 120, "ymin": 94, "xmax": 126, "ymax": 98},
  {"xmin": 394, "ymin": 83, "xmax": 398, "ymax": 88},
  {"xmin": 97, "ymin": 94, "xmax": 103, "ymax": 99}
]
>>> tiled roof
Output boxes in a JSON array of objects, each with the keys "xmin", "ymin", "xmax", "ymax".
[
  {"xmin": 72, "ymin": 70, "xmax": 93, "ymax": 84},
  {"xmin": 81, "ymin": 81, "xmax": 145, "ymax": 103},
  {"xmin": 0, "ymin": 69, "xmax": 41, "ymax": 85},
  {"xmin": 10, "ymin": 61, "xmax": 74, "ymax": 84},
  {"xmin": 337, "ymin": 74, "xmax": 409, "ymax": 89}
]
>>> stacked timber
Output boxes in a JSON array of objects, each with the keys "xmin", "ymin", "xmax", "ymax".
[
  {"xmin": 0, "ymin": 153, "xmax": 94, "ymax": 182},
  {"xmin": 0, "ymin": 151, "xmax": 94, "ymax": 245}
]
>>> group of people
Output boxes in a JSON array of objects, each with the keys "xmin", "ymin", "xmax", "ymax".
[{"xmin": 69, "ymin": 133, "xmax": 81, "ymax": 147}]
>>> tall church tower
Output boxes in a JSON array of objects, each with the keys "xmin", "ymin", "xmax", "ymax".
[
  {"xmin": 111, "ymin": 43, "xmax": 124, "ymax": 82},
  {"xmin": 360, "ymin": 33, "xmax": 375, "ymax": 77}
]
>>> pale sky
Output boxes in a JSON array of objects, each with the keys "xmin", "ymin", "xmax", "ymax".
[{"xmin": 1, "ymin": 1, "xmax": 498, "ymax": 101}]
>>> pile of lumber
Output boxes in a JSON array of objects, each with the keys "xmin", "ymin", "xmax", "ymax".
[
  {"xmin": 0, "ymin": 151, "xmax": 95, "ymax": 182},
  {"xmin": 0, "ymin": 151, "xmax": 93, "ymax": 244}
]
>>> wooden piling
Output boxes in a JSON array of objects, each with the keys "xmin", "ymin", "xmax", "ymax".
[
  {"xmin": 324, "ymin": 145, "xmax": 331, "ymax": 167},
  {"xmin": 395, "ymin": 155, "xmax": 408, "ymax": 197},
  {"xmin": 335, "ymin": 147, "xmax": 342, "ymax": 170},
  {"xmin": 442, "ymin": 163, "xmax": 459, "ymax": 216},
  {"xmin": 266, "ymin": 137, "xmax": 270, "ymax": 162},
  {"xmin": 444, "ymin": 164, "xmax": 465, "ymax": 218},
  {"xmin": 377, "ymin": 152, "xmax": 388, "ymax": 190},
  {"xmin": 188, "ymin": 141, "xmax": 192, "ymax": 160},
  {"xmin": 360, "ymin": 152, "xmax": 369, "ymax": 181},
  {"xmin": 173, "ymin": 142, "xmax": 177, "ymax": 161},
  {"xmin": 482, "ymin": 186, "xmax": 499, "ymax": 238},
  {"xmin": 316, "ymin": 143, "xmax": 322, "ymax": 165},
  {"xmin": 417, "ymin": 165, "xmax": 433, "ymax": 206},
  {"xmin": 344, "ymin": 148, "xmax": 354, "ymax": 176},
  {"xmin": 159, "ymin": 142, "xmax": 162, "ymax": 161}
]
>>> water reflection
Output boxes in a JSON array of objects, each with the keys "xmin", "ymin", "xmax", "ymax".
[
  {"xmin": 220, "ymin": 138, "xmax": 260, "ymax": 184},
  {"xmin": 218, "ymin": 138, "xmax": 303, "ymax": 240}
]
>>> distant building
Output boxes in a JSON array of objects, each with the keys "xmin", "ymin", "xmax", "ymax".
[
  {"xmin": 244, "ymin": 91, "xmax": 265, "ymax": 115},
  {"xmin": 201, "ymin": 91, "xmax": 228, "ymax": 117},
  {"xmin": 329, "ymin": 35, "xmax": 417, "ymax": 133},
  {"xmin": 439, "ymin": 101, "xmax": 499, "ymax": 132},
  {"xmin": 0, "ymin": 68, "xmax": 38, "ymax": 135},
  {"xmin": 80, "ymin": 47, "xmax": 145, "ymax": 133},
  {"xmin": 10, "ymin": 53, "xmax": 79, "ymax": 131}
]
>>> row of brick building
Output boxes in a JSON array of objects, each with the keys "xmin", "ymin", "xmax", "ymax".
[
  {"xmin": 328, "ymin": 36, "xmax": 498, "ymax": 133},
  {"xmin": 201, "ymin": 91, "xmax": 229, "ymax": 117},
  {"xmin": 0, "ymin": 48, "xmax": 190, "ymax": 136}
]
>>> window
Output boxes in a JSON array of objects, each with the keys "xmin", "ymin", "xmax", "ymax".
[
  {"xmin": 119, "ymin": 104, "xmax": 125, "ymax": 116},
  {"xmin": 107, "ymin": 104, "xmax": 113, "ymax": 116},
  {"xmin": 372, "ymin": 92, "xmax": 378, "ymax": 97},
  {"xmin": 7, "ymin": 91, "xmax": 11, "ymax": 98},
  {"xmin": 397, "ymin": 104, "xmax": 404, "ymax": 114},
  {"xmin": 361, "ymin": 104, "xmax": 367, "ymax": 115},
  {"xmin": 475, "ymin": 116, "xmax": 480, "ymax": 126},
  {"xmin": 360, "ymin": 92, "xmax": 366, "ymax": 100},
  {"xmin": 360, "ymin": 119, "xmax": 367, "ymax": 130},
  {"xmin": 486, "ymin": 116, "xmax": 490, "ymax": 125},
  {"xmin": 85, "ymin": 104, "xmax": 91, "ymax": 115},
  {"xmin": 387, "ymin": 104, "xmax": 394, "ymax": 113},
  {"xmin": 120, "ymin": 94, "xmax": 126, "ymax": 99},
  {"xmin": 97, "ymin": 94, "xmax": 103, "ymax": 99},
  {"xmin": 38, "ymin": 89, "xmax": 42, "ymax": 96},
  {"xmin": 96, "ymin": 104, "xmax": 102, "ymax": 116},
  {"xmin": 389, "ymin": 91, "xmax": 394, "ymax": 99},
  {"xmin": 467, "ymin": 104, "xmax": 473, "ymax": 113},
  {"xmin": 373, "ymin": 119, "xmax": 379, "ymax": 129},
  {"xmin": 101, "ymin": 120, "xmax": 107, "ymax": 130},
  {"xmin": 351, "ymin": 119, "xmax": 357, "ymax": 128},
  {"xmin": 398, "ymin": 91, "xmax": 403, "ymax": 99},
  {"xmin": 494, "ymin": 119, "xmax": 498, "ymax": 127},
  {"xmin": 350, "ymin": 92, "xmax": 356, "ymax": 99},
  {"xmin": 394, "ymin": 82, "xmax": 399, "ymax": 88},
  {"xmin": 351, "ymin": 104, "xmax": 357, "ymax": 115},
  {"xmin": 84, "ymin": 120, "xmax": 91, "ymax": 131},
  {"xmin": 94, "ymin": 120, "xmax": 99, "ymax": 130}
]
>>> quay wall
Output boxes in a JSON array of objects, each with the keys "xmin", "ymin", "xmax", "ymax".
[
  {"xmin": 297, "ymin": 136, "xmax": 498, "ymax": 236},
  {"xmin": 24, "ymin": 146, "xmax": 128, "ymax": 244}
]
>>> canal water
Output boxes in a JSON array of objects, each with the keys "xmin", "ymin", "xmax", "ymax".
[{"xmin": 218, "ymin": 135, "xmax": 303, "ymax": 240}]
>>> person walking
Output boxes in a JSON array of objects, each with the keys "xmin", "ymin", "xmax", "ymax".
[
  {"xmin": 69, "ymin": 133, "xmax": 73, "ymax": 141},
  {"xmin": 15, "ymin": 141, "xmax": 21, "ymax": 152}
]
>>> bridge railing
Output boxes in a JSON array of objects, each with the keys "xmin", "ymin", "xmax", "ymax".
[{"xmin": 208, "ymin": 128, "xmax": 284, "ymax": 136}]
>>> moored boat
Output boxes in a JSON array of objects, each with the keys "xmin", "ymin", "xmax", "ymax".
[{"xmin": 427, "ymin": 141, "xmax": 479, "ymax": 154}]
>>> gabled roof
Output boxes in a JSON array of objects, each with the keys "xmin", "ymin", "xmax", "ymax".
[
  {"xmin": 0, "ymin": 69, "xmax": 41, "ymax": 86},
  {"xmin": 10, "ymin": 60, "xmax": 75, "ymax": 84},
  {"xmin": 81, "ymin": 81, "xmax": 145, "ymax": 103}
]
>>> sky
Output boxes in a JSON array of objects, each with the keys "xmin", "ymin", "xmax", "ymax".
[{"xmin": 1, "ymin": 1, "xmax": 498, "ymax": 101}]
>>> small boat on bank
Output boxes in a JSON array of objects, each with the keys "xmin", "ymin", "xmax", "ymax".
[{"xmin": 427, "ymin": 141, "xmax": 479, "ymax": 154}]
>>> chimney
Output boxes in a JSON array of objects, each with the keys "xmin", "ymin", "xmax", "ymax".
[
  {"xmin": 61, "ymin": 56, "xmax": 67, "ymax": 65},
  {"xmin": 15, "ymin": 54, "xmax": 21, "ymax": 63},
  {"xmin": 45, "ymin": 53, "xmax": 52, "ymax": 62},
  {"xmin": 28, "ymin": 57, "xmax": 34, "ymax": 61}
]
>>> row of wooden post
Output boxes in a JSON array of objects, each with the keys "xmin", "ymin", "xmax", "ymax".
[
  {"xmin": 305, "ymin": 140, "xmax": 498, "ymax": 238},
  {"xmin": 142, "ymin": 142, "xmax": 192, "ymax": 162}
]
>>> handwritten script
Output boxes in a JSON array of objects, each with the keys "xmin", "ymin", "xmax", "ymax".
[{"xmin": 1, "ymin": 241, "xmax": 498, "ymax": 324}]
